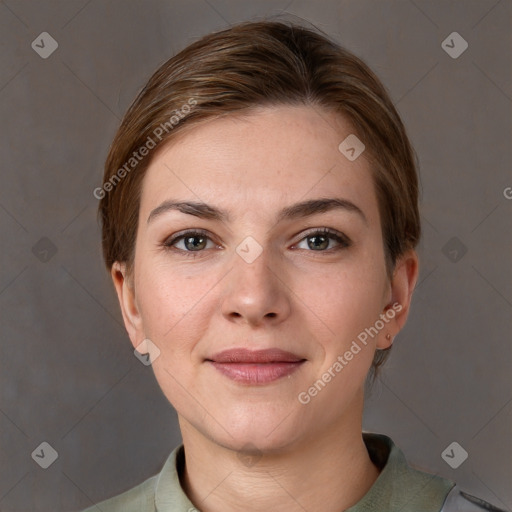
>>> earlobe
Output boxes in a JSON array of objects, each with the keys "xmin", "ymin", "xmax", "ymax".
[
  {"xmin": 376, "ymin": 250, "xmax": 419, "ymax": 349},
  {"xmin": 111, "ymin": 262, "xmax": 144, "ymax": 349}
]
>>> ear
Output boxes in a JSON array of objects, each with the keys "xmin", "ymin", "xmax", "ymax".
[
  {"xmin": 111, "ymin": 261, "xmax": 144, "ymax": 350},
  {"xmin": 376, "ymin": 249, "xmax": 419, "ymax": 349}
]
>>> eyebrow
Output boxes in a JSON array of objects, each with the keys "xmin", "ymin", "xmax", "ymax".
[{"xmin": 147, "ymin": 197, "xmax": 367, "ymax": 225}]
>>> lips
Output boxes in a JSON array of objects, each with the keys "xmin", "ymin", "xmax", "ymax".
[
  {"xmin": 206, "ymin": 348, "xmax": 306, "ymax": 384},
  {"xmin": 209, "ymin": 348, "xmax": 304, "ymax": 364}
]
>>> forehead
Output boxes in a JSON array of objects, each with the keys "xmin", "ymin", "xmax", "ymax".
[{"xmin": 139, "ymin": 105, "xmax": 380, "ymax": 226}]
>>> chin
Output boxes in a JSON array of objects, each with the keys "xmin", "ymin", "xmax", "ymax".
[
  {"xmin": 208, "ymin": 402, "xmax": 307, "ymax": 454},
  {"xmin": 221, "ymin": 429, "xmax": 301, "ymax": 456}
]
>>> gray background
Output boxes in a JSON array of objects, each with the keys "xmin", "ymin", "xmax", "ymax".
[{"xmin": 0, "ymin": 1, "xmax": 511, "ymax": 511}]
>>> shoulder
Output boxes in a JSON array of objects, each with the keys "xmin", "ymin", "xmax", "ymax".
[
  {"xmin": 81, "ymin": 474, "xmax": 157, "ymax": 512},
  {"xmin": 440, "ymin": 485, "xmax": 508, "ymax": 512},
  {"xmin": 362, "ymin": 433, "xmax": 506, "ymax": 512},
  {"xmin": 80, "ymin": 444, "xmax": 189, "ymax": 512}
]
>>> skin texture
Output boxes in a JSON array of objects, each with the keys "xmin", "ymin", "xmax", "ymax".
[{"xmin": 112, "ymin": 105, "xmax": 419, "ymax": 512}]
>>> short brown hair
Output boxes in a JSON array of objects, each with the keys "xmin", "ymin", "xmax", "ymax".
[{"xmin": 98, "ymin": 20, "xmax": 421, "ymax": 376}]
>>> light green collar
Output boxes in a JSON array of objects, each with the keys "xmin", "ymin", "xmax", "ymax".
[
  {"xmin": 346, "ymin": 433, "xmax": 455, "ymax": 511},
  {"xmin": 154, "ymin": 433, "xmax": 455, "ymax": 511}
]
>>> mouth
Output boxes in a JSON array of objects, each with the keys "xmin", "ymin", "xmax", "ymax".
[{"xmin": 206, "ymin": 348, "xmax": 306, "ymax": 384}]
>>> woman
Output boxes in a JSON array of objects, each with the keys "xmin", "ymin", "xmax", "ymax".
[{"xmin": 86, "ymin": 20, "xmax": 504, "ymax": 512}]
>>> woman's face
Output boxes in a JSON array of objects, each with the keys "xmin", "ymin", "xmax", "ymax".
[{"xmin": 114, "ymin": 105, "xmax": 414, "ymax": 452}]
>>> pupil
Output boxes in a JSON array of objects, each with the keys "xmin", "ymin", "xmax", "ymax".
[
  {"xmin": 309, "ymin": 235, "xmax": 328, "ymax": 250},
  {"xmin": 185, "ymin": 236, "xmax": 206, "ymax": 251}
]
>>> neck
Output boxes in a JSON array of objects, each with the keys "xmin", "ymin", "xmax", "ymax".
[{"xmin": 178, "ymin": 390, "xmax": 380, "ymax": 512}]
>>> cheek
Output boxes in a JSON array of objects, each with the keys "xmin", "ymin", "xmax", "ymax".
[
  {"xmin": 134, "ymin": 259, "xmax": 226, "ymax": 369},
  {"xmin": 294, "ymin": 255, "xmax": 388, "ymax": 341},
  {"xmin": 134, "ymin": 265, "xmax": 218, "ymax": 418},
  {"xmin": 297, "ymin": 265, "xmax": 387, "ymax": 399},
  {"xmin": 134, "ymin": 262, "xmax": 202, "ymax": 341}
]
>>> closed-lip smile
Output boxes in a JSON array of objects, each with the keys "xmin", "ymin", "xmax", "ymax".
[{"xmin": 206, "ymin": 348, "xmax": 306, "ymax": 384}]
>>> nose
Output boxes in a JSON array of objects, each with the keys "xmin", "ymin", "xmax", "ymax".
[{"xmin": 221, "ymin": 243, "xmax": 291, "ymax": 328}]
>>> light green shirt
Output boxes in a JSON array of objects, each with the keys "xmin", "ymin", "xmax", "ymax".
[{"xmin": 83, "ymin": 433, "xmax": 456, "ymax": 512}]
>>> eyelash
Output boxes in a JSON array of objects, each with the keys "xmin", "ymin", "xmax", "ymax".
[{"xmin": 161, "ymin": 228, "xmax": 351, "ymax": 258}]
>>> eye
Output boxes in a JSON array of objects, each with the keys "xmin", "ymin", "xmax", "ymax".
[
  {"xmin": 162, "ymin": 229, "xmax": 218, "ymax": 256},
  {"xmin": 293, "ymin": 228, "xmax": 351, "ymax": 252},
  {"xmin": 161, "ymin": 227, "xmax": 351, "ymax": 257}
]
